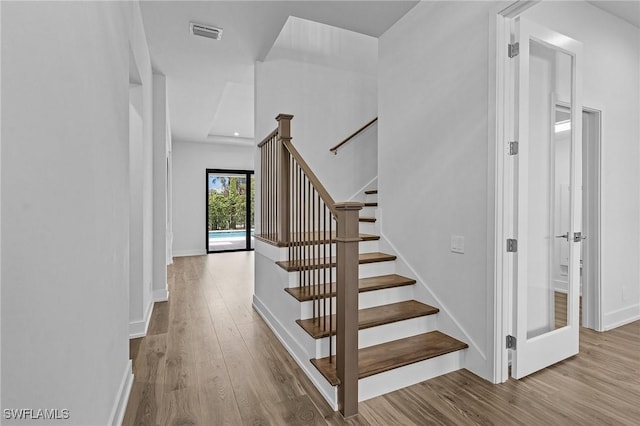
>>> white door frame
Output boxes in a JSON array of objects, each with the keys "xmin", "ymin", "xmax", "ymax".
[
  {"xmin": 581, "ymin": 106, "xmax": 603, "ymax": 332},
  {"xmin": 491, "ymin": 0, "xmax": 602, "ymax": 382}
]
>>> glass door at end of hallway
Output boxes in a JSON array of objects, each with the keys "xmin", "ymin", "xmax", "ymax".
[{"xmin": 206, "ymin": 169, "xmax": 255, "ymax": 253}]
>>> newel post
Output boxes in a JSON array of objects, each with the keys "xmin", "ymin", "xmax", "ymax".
[
  {"xmin": 335, "ymin": 201, "xmax": 363, "ymax": 418},
  {"xmin": 276, "ymin": 114, "xmax": 293, "ymax": 244}
]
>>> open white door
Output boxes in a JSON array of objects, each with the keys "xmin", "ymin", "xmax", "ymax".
[{"xmin": 512, "ymin": 18, "xmax": 583, "ymax": 379}]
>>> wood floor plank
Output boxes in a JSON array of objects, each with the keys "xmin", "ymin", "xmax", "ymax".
[
  {"xmin": 297, "ymin": 300, "xmax": 438, "ymax": 338},
  {"xmin": 146, "ymin": 301, "xmax": 169, "ymax": 335},
  {"xmin": 157, "ymin": 387, "xmax": 201, "ymax": 426},
  {"xmin": 196, "ymin": 358, "xmax": 243, "ymax": 426},
  {"xmin": 285, "ymin": 274, "xmax": 416, "ymax": 302},
  {"xmin": 257, "ymin": 394, "xmax": 328, "ymax": 426}
]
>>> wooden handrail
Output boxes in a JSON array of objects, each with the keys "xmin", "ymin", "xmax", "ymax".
[
  {"xmin": 283, "ymin": 139, "xmax": 337, "ymax": 216},
  {"xmin": 329, "ymin": 116, "xmax": 378, "ymax": 154},
  {"xmin": 258, "ymin": 114, "xmax": 361, "ymax": 417},
  {"xmin": 257, "ymin": 128, "xmax": 278, "ymax": 148}
]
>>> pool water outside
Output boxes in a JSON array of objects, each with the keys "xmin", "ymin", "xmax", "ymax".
[
  {"xmin": 208, "ymin": 229, "xmax": 255, "ymax": 251},
  {"xmin": 208, "ymin": 230, "xmax": 255, "ymax": 239}
]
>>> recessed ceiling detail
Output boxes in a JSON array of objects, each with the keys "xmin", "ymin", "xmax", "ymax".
[
  {"xmin": 140, "ymin": 2, "xmax": 418, "ymax": 144},
  {"xmin": 190, "ymin": 22, "xmax": 223, "ymax": 40}
]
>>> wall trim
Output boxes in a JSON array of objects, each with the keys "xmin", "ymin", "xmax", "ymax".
[
  {"xmin": 603, "ymin": 304, "xmax": 640, "ymax": 331},
  {"xmin": 129, "ymin": 299, "xmax": 154, "ymax": 339},
  {"xmin": 252, "ymin": 294, "xmax": 338, "ymax": 410},
  {"xmin": 108, "ymin": 360, "xmax": 134, "ymax": 426},
  {"xmin": 172, "ymin": 249, "xmax": 206, "ymax": 257},
  {"xmin": 153, "ymin": 288, "xmax": 169, "ymax": 302}
]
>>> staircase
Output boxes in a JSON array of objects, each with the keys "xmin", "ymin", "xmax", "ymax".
[
  {"xmin": 278, "ymin": 188, "xmax": 468, "ymax": 401},
  {"xmin": 255, "ymin": 114, "xmax": 467, "ymax": 416}
]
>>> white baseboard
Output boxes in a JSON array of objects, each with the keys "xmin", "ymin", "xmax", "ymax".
[
  {"xmin": 252, "ymin": 294, "xmax": 338, "ymax": 410},
  {"xmin": 153, "ymin": 288, "xmax": 169, "ymax": 302},
  {"xmin": 108, "ymin": 360, "xmax": 134, "ymax": 426},
  {"xmin": 172, "ymin": 249, "xmax": 206, "ymax": 257},
  {"xmin": 603, "ymin": 304, "xmax": 640, "ymax": 331},
  {"xmin": 129, "ymin": 299, "xmax": 154, "ymax": 339}
]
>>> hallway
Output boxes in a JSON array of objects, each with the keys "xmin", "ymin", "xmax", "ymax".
[{"xmin": 124, "ymin": 252, "xmax": 640, "ymax": 425}]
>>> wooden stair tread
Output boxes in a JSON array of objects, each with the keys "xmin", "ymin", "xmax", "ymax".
[
  {"xmin": 256, "ymin": 232, "xmax": 379, "ymax": 246},
  {"xmin": 276, "ymin": 252, "xmax": 396, "ymax": 272},
  {"xmin": 285, "ymin": 274, "xmax": 416, "ymax": 302},
  {"xmin": 288, "ymin": 232, "xmax": 380, "ymax": 244},
  {"xmin": 364, "ymin": 190, "xmax": 378, "ymax": 195},
  {"xmin": 364, "ymin": 202, "xmax": 378, "ymax": 207},
  {"xmin": 296, "ymin": 300, "xmax": 439, "ymax": 339},
  {"xmin": 359, "ymin": 233, "xmax": 380, "ymax": 241},
  {"xmin": 359, "ymin": 216, "xmax": 376, "ymax": 223},
  {"xmin": 310, "ymin": 331, "xmax": 468, "ymax": 386}
]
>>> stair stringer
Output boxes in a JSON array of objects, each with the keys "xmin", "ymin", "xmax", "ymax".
[
  {"xmin": 253, "ymin": 240, "xmax": 338, "ymax": 410},
  {"xmin": 377, "ymin": 232, "xmax": 489, "ymax": 381},
  {"xmin": 347, "ymin": 176, "xmax": 378, "ymax": 203}
]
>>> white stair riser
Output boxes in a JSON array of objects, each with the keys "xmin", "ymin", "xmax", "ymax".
[
  {"xmin": 358, "ymin": 285, "xmax": 414, "ymax": 309},
  {"xmin": 284, "ymin": 261, "xmax": 396, "ymax": 288},
  {"xmin": 358, "ymin": 222, "xmax": 378, "ymax": 234},
  {"xmin": 313, "ymin": 315, "xmax": 438, "ymax": 357},
  {"xmin": 361, "ymin": 206, "xmax": 378, "ymax": 216},
  {"xmin": 298, "ymin": 285, "xmax": 415, "ymax": 319},
  {"xmin": 358, "ymin": 350, "xmax": 464, "ymax": 402}
]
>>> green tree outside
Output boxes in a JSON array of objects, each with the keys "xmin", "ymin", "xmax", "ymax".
[{"xmin": 208, "ymin": 176, "xmax": 254, "ymax": 231}]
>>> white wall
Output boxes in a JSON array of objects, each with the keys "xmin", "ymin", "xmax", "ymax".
[
  {"xmin": 522, "ymin": 1, "xmax": 640, "ymax": 330},
  {"xmin": 255, "ymin": 59, "xmax": 377, "ymax": 207},
  {"xmin": 0, "ymin": 0, "xmax": 3, "ymax": 411},
  {"xmin": 254, "ymin": 18, "xmax": 378, "ymax": 220},
  {"xmin": 1, "ymin": 2, "xmax": 139, "ymax": 424},
  {"xmin": 129, "ymin": 1, "xmax": 155, "ymax": 337},
  {"xmin": 172, "ymin": 141, "xmax": 254, "ymax": 256},
  {"xmin": 378, "ymin": 1, "xmax": 498, "ymax": 381},
  {"xmin": 152, "ymin": 74, "xmax": 171, "ymax": 300},
  {"xmin": 129, "ymin": 92, "xmax": 146, "ymax": 335}
]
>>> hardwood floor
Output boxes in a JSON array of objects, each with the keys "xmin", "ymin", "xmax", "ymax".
[{"xmin": 124, "ymin": 253, "xmax": 640, "ymax": 425}]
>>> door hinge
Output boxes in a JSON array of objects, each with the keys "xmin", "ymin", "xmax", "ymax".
[
  {"xmin": 506, "ymin": 239, "xmax": 518, "ymax": 252},
  {"xmin": 506, "ymin": 335, "xmax": 517, "ymax": 349},
  {"xmin": 508, "ymin": 42, "xmax": 520, "ymax": 58},
  {"xmin": 509, "ymin": 141, "xmax": 519, "ymax": 155}
]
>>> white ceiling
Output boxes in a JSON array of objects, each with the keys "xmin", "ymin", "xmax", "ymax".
[
  {"xmin": 587, "ymin": 1, "xmax": 640, "ymax": 29},
  {"xmin": 140, "ymin": 1, "xmax": 418, "ymax": 144}
]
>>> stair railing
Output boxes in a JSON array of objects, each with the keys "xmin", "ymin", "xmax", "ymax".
[
  {"xmin": 258, "ymin": 114, "xmax": 361, "ymax": 417},
  {"xmin": 329, "ymin": 116, "xmax": 378, "ymax": 155}
]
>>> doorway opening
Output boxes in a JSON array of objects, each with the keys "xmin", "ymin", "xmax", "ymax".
[{"xmin": 206, "ymin": 169, "xmax": 255, "ymax": 253}]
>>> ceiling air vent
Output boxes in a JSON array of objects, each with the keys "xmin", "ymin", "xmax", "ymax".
[{"xmin": 190, "ymin": 22, "xmax": 223, "ymax": 41}]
